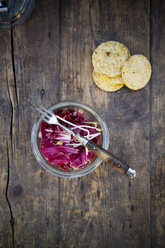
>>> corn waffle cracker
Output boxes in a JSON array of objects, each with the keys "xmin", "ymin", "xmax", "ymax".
[
  {"xmin": 93, "ymin": 70, "xmax": 124, "ymax": 92},
  {"xmin": 122, "ymin": 54, "xmax": 152, "ymax": 90},
  {"xmin": 92, "ymin": 41, "xmax": 130, "ymax": 77}
]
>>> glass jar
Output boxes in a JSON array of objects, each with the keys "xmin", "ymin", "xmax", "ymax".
[
  {"xmin": 0, "ymin": 0, "xmax": 34, "ymax": 30},
  {"xmin": 31, "ymin": 102, "xmax": 109, "ymax": 178}
]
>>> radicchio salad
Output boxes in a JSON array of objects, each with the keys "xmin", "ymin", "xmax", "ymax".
[{"xmin": 38, "ymin": 108, "xmax": 102, "ymax": 171}]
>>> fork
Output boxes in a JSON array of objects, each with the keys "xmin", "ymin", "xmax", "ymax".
[
  {"xmin": 28, "ymin": 99, "xmax": 76, "ymax": 136},
  {"xmin": 28, "ymin": 99, "xmax": 136, "ymax": 178},
  {"xmin": 28, "ymin": 99, "xmax": 90, "ymax": 137}
]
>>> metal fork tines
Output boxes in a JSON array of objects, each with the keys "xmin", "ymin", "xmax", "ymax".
[
  {"xmin": 27, "ymin": 99, "xmax": 90, "ymax": 136},
  {"xmin": 27, "ymin": 99, "xmax": 54, "ymax": 123}
]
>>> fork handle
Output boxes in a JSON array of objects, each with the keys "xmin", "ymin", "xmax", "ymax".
[{"xmin": 85, "ymin": 140, "xmax": 136, "ymax": 178}]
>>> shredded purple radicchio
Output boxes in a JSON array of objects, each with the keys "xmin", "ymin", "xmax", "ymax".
[{"xmin": 39, "ymin": 108, "xmax": 101, "ymax": 171}]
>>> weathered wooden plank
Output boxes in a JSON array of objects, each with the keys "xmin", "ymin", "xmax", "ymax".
[
  {"xmin": 150, "ymin": 0, "xmax": 165, "ymax": 247},
  {"xmin": 0, "ymin": 0, "xmax": 156, "ymax": 247},
  {"xmin": 59, "ymin": 0, "xmax": 150, "ymax": 247},
  {"xmin": 6, "ymin": 1, "xmax": 61, "ymax": 247},
  {"xmin": 0, "ymin": 31, "xmax": 13, "ymax": 248}
]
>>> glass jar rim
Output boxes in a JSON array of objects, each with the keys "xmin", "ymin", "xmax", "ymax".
[
  {"xmin": 31, "ymin": 101, "xmax": 109, "ymax": 178},
  {"xmin": 0, "ymin": 0, "xmax": 34, "ymax": 30}
]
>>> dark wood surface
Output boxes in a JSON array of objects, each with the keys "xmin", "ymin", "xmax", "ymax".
[{"xmin": 0, "ymin": 0, "xmax": 165, "ymax": 247}]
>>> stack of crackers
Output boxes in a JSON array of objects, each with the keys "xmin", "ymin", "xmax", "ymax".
[{"xmin": 92, "ymin": 41, "xmax": 151, "ymax": 91}]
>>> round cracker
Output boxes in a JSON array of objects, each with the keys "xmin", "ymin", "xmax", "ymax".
[
  {"xmin": 122, "ymin": 54, "xmax": 152, "ymax": 90},
  {"xmin": 92, "ymin": 41, "xmax": 130, "ymax": 77},
  {"xmin": 99, "ymin": 72, "xmax": 124, "ymax": 85},
  {"xmin": 93, "ymin": 70, "xmax": 124, "ymax": 92}
]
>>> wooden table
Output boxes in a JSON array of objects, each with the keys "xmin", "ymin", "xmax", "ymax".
[{"xmin": 0, "ymin": 0, "xmax": 165, "ymax": 247}]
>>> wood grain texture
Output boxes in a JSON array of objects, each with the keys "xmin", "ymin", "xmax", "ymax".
[
  {"xmin": 150, "ymin": 0, "xmax": 165, "ymax": 247},
  {"xmin": 6, "ymin": 1, "xmax": 61, "ymax": 247},
  {"xmin": 0, "ymin": 0, "xmax": 164, "ymax": 247},
  {"xmin": 0, "ymin": 31, "xmax": 14, "ymax": 248}
]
